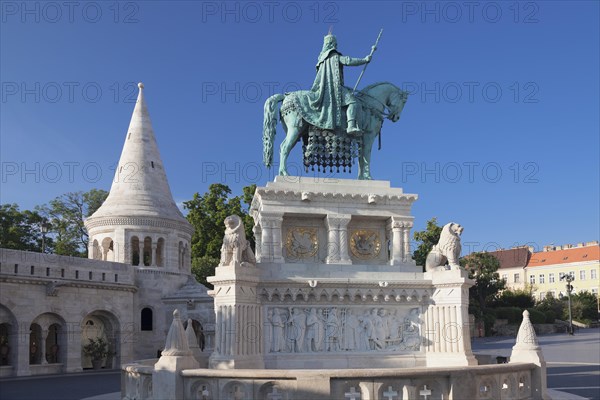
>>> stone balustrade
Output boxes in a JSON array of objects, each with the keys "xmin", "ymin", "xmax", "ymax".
[{"xmin": 121, "ymin": 362, "xmax": 537, "ymax": 400}]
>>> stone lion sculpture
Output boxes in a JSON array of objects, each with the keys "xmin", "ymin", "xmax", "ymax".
[
  {"xmin": 219, "ymin": 215, "xmax": 256, "ymax": 267},
  {"xmin": 425, "ymin": 222, "xmax": 464, "ymax": 272}
]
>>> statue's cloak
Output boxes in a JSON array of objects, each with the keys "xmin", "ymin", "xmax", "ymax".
[{"xmin": 290, "ymin": 51, "xmax": 354, "ymax": 130}]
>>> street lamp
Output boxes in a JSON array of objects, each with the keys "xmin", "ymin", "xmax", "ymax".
[
  {"xmin": 40, "ymin": 220, "xmax": 48, "ymax": 253},
  {"xmin": 560, "ymin": 273, "xmax": 575, "ymax": 335}
]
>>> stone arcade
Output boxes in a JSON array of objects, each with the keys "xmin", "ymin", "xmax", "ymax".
[{"xmin": 0, "ymin": 83, "xmax": 214, "ymax": 377}]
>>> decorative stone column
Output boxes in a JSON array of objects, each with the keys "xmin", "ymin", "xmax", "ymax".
[
  {"xmin": 252, "ymin": 223, "xmax": 262, "ymax": 262},
  {"xmin": 151, "ymin": 243, "xmax": 158, "ymax": 267},
  {"xmin": 389, "ymin": 218, "xmax": 404, "ymax": 265},
  {"xmin": 16, "ymin": 325, "xmax": 30, "ymax": 376},
  {"xmin": 259, "ymin": 212, "xmax": 284, "ymax": 263},
  {"xmin": 326, "ymin": 215, "xmax": 352, "ymax": 264},
  {"xmin": 40, "ymin": 328, "xmax": 48, "ymax": 364},
  {"xmin": 402, "ymin": 222, "xmax": 412, "ymax": 262}
]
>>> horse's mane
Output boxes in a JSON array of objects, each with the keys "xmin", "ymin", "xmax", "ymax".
[{"xmin": 361, "ymin": 81, "xmax": 402, "ymax": 93}]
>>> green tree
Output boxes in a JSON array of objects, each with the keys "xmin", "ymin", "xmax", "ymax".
[
  {"xmin": 184, "ymin": 184, "xmax": 256, "ymax": 287},
  {"xmin": 570, "ymin": 291, "xmax": 598, "ymax": 322},
  {"xmin": 412, "ymin": 217, "xmax": 442, "ymax": 270},
  {"xmin": 37, "ymin": 189, "xmax": 108, "ymax": 257},
  {"xmin": 493, "ymin": 288, "xmax": 536, "ymax": 309},
  {"xmin": 0, "ymin": 204, "xmax": 48, "ymax": 252},
  {"xmin": 461, "ymin": 252, "xmax": 506, "ymax": 321}
]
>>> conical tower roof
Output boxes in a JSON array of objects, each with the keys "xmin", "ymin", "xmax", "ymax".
[{"xmin": 88, "ymin": 83, "xmax": 187, "ymax": 224}]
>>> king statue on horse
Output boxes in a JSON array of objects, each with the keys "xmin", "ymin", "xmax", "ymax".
[{"xmin": 263, "ymin": 30, "xmax": 409, "ymax": 180}]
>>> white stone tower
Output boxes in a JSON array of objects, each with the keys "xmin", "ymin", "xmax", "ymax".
[{"xmin": 85, "ymin": 83, "xmax": 193, "ymax": 272}]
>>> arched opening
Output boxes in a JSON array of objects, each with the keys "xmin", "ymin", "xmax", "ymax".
[
  {"xmin": 183, "ymin": 243, "xmax": 189, "ymax": 269},
  {"xmin": 183, "ymin": 319, "xmax": 205, "ymax": 351},
  {"xmin": 29, "ymin": 324, "xmax": 42, "ymax": 365},
  {"xmin": 0, "ymin": 304, "xmax": 17, "ymax": 368},
  {"xmin": 92, "ymin": 239, "xmax": 101, "ymax": 260},
  {"xmin": 81, "ymin": 311, "xmax": 120, "ymax": 370},
  {"xmin": 0, "ymin": 323, "xmax": 11, "ymax": 366},
  {"xmin": 178, "ymin": 241, "xmax": 184, "ymax": 269},
  {"xmin": 45, "ymin": 324, "xmax": 61, "ymax": 363},
  {"xmin": 141, "ymin": 308, "xmax": 153, "ymax": 331},
  {"xmin": 143, "ymin": 237, "xmax": 152, "ymax": 266},
  {"xmin": 30, "ymin": 313, "xmax": 67, "ymax": 369},
  {"xmin": 131, "ymin": 236, "xmax": 140, "ymax": 266},
  {"xmin": 156, "ymin": 238, "xmax": 165, "ymax": 267},
  {"xmin": 101, "ymin": 237, "xmax": 114, "ymax": 261}
]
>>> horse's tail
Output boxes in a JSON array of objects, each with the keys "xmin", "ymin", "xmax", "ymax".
[{"xmin": 263, "ymin": 93, "xmax": 285, "ymax": 168}]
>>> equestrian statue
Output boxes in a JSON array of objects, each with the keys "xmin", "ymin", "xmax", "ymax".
[{"xmin": 263, "ymin": 30, "xmax": 409, "ymax": 180}]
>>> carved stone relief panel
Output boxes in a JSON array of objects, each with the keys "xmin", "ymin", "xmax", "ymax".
[{"xmin": 264, "ymin": 306, "xmax": 422, "ymax": 354}]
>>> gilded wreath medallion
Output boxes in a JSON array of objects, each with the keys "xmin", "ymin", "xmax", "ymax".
[
  {"xmin": 350, "ymin": 229, "xmax": 381, "ymax": 259},
  {"xmin": 285, "ymin": 227, "xmax": 318, "ymax": 258}
]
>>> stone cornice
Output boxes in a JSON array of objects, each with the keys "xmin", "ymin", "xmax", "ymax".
[
  {"xmin": 85, "ymin": 216, "xmax": 194, "ymax": 235},
  {"xmin": 0, "ymin": 275, "xmax": 137, "ymax": 293},
  {"xmin": 251, "ymin": 188, "xmax": 417, "ymax": 210}
]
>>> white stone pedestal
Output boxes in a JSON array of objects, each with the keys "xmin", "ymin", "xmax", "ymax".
[{"xmin": 423, "ymin": 269, "xmax": 477, "ymax": 366}]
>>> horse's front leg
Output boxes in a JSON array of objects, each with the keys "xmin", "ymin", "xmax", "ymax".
[{"xmin": 358, "ymin": 132, "xmax": 377, "ymax": 180}]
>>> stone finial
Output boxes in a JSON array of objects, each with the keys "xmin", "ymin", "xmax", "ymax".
[
  {"xmin": 138, "ymin": 82, "xmax": 144, "ymax": 89},
  {"xmin": 513, "ymin": 310, "xmax": 540, "ymax": 350},
  {"xmin": 161, "ymin": 310, "xmax": 192, "ymax": 356},
  {"xmin": 185, "ymin": 318, "xmax": 199, "ymax": 349},
  {"xmin": 511, "ymin": 311, "xmax": 549, "ymax": 399}
]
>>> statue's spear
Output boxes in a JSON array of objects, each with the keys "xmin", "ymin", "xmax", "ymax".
[{"xmin": 353, "ymin": 28, "xmax": 383, "ymax": 92}]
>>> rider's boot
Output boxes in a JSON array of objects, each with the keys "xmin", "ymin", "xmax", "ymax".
[
  {"xmin": 347, "ymin": 119, "xmax": 361, "ymax": 134},
  {"xmin": 346, "ymin": 103, "xmax": 361, "ymax": 134}
]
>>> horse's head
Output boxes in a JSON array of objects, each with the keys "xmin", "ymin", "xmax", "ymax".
[{"xmin": 386, "ymin": 87, "xmax": 408, "ymax": 123}]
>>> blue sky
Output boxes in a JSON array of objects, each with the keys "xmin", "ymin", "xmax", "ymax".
[{"xmin": 1, "ymin": 1, "xmax": 598, "ymax": 253}]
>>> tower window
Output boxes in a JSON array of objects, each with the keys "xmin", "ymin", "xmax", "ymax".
[
  {"xmin": 141, "ymin": 308, "xmax": 153, "ymax": 331},
  {"xmin": 151, "ymin": 161, "xmax": 154, "ymax": 168}
]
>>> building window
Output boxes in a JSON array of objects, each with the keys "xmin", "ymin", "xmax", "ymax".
[
  {"xmin": 539, "ymin": 274, "xmax": 545, "ymax": 284},
  {"xmin": 514, "ymin": 273, "xmax": 520, "ymax": 283},
  {"xmin": 550, "ymin": 290, "xmax": 556, "ymax": 297},
  {"xmin": 569, "ymin": 271, "xmax": 575, "ymax": 278},
  {"xmin": 592, "ymin": 288, "xmax": 598, "ymax": 295},
  {"xmin": 549, "ymin": 273, "xmax": 555, "ymax": 283},
  {"xmin": 502, "ymin": 274, "xmax": 508, "ymax": 282},
  {"xmin": 591, "ymin": 269, "xmax": 597, "ymax": 280},
  {"xmin": 539, "ymin": 292, "xmax": 545, "ymax": 301},
  {"xmin": 141, "ymin": 308, "xmax": 153, "ymax": 331},
  {"xmin": 529, "ymin": 275, "xmax": 535, "ymax": 284},
  {"xmin": 579, "ymin": 270, "xmax": 586, "ymax": 280}
]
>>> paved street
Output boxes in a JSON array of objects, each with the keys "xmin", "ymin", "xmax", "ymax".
[
  {"xmin": 0, "ymin": 370, "xmax": 119, "ymax": 400},
  {"xmin": 1, "ymin": 328, "xmax": 598, "ymax": 400}
]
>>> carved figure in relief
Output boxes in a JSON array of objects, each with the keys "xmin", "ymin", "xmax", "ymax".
[
  {"xmin": 425, "ymin": 222, "xmax": 464, "ymax": 272},
  {"xmin": 388, "ymin": 310, "xmax": 401, "ymax": 340},
  {"xmin": 269, "ymin": 308, "xmax": 286, "ymax": 352},
  {"xmin": 219, "ymin": 215, "xmax": 256, "ymax": 267},
  {"xmin": 359, "ymin": 310, "xmax": 374, "ymax": 350},
  {"xmin": 371, "ymin": 308, "xmax": 386, "ymax": 349},
  {"xmin": 343, "ymin": 309, "xmax": 360, "ymax": 351},
  {"xmin": 401, "ymin": 308, "xmax": 421, "ymax": 350},
  {"xmin": 287, "ymin": 307, "xmax": 306, "ymax": 353},
  {"xmin": 305, "ymin": 308, "xmax": 324, "ymax": 352},
  {"xmin": 325, "ymin": 308, "xmax": 341, "ymax": 352}
]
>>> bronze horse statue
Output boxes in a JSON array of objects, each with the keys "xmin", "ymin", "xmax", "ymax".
[{"xmin": 263, "ymin": 82, "xmax": 408, "ymax": 180}]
